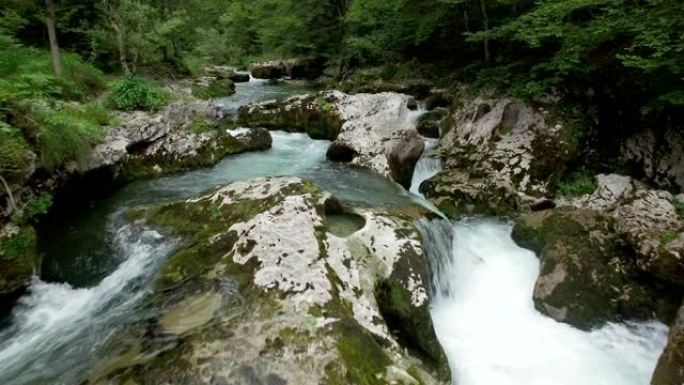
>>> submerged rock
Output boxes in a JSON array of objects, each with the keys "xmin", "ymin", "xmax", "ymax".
[
  {"xmin": 422, "ymin": 97, "xmax": 576, "ymax": 218},
  {"xmin": 512, "ymin": 207, "xmax": 680, "ymax": 330},
  {"xmin": 239, "ymin": 91, "xmax": 425, "ymax": 188},
  {"xmin": 652, "ymin": 301, "xmax": 684, "ymax": 385},
  {"xmin": 96, "ymin": 177, "xmax": 449, "ymax": 385}
]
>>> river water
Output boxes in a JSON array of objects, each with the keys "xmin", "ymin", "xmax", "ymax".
[{"xmin": 0, "ymin": 78, "xmax": 669, "ymax": 385}]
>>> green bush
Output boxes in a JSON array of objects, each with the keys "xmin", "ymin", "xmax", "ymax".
[
  {"xmin": 109, "ymin": 76, "xmax": 168, "ymax": 111},
  {"xmin": 556, "ymin": 170, "xmax": 597, "ymax": 197}
]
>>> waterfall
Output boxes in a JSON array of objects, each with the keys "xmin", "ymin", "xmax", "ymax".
[
  {"xmin": 417, "ymin": 218, "xmax": 669, "ymax": 385},
  {"xmin": 410, "ymin": 138, "xmax": 441, "ymax": 196},
  {"xmin": 0, "ymin": 224, "xmax": 177, "ymax": 385}
]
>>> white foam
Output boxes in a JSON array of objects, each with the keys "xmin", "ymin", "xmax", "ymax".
[
  {"xmin": 410, "ymin": 138, "xmax": 441, "ymax": 196},
  {"xmin": 0, "ymin": 226, "xmax": 176, "ymax": 385},
  {"xmin": 424, "ymin": 219, "xmax": 668, "ymax": 385}
]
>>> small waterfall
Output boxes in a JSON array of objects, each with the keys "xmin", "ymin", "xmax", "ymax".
[
  {"xmin": 410, "ymin": 138, "xmax": 441, "ymax": 196},
  {"xmin": 418, "ymin": 218, "xmax": 669, "ymax": 385},
  {"xmin": 0, "ymin": 224, "xmax": 177, "ymax": 385}
]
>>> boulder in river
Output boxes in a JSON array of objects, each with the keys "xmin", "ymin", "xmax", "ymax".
[
  {"xmin": 512, "ymin": 207, "xmax": 680, "ymax": 330},
  {"xmin": 191, "ymin": 77, "xmax": 236, "ymax": 99},
  {"xmin": 249, "ymin": 58, "xmax": 325, "ymax": 80},
  {"xmin": 93, "ymin": 176, "xmax": 449, "ymax": 385},
  {"xmin": 239, "ymin": 91, "xmax": 425, "ymax": 189},
  {"xmin": 89, "ymin": 100, "xmax": 272, "ymax": 182},
  {"xmin": 205, "ymin": 66, "xmax": 251, "ymax": 83}
]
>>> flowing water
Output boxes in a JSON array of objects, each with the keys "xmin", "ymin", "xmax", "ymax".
[
  {"xmin": 412, "ymin": 161, "xmax": 669, "ymax": 385},
  {"xmin": 0, "ymin": 78, "xmax": 669, "ymax": 385}
]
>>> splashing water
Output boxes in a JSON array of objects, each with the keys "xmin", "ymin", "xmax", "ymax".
[
  {"xmin": 410, "ymin": 138, "xmax": 441, "ymax": 196},
  {"xmin": 0, "ymin": 225, "xmax": 177, "ymax": 385},
  {"xmin": 418, "ymin": 219, "xmax": 668, "ymax": 385}
]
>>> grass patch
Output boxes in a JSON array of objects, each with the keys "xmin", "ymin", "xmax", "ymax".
[
  {"xmin": 189, "ymin": 116, "xmax": 216, "ymax": 134},
  {"xmin": 661, "ymin": 231, "xmax": 678, "ymax": 245},
  {"xmin": 674, "ymin": 200, "xmax": 684, "ymax": 219},
  {"xmin": 556, "ymin": 170, "xmax": 597, "ymax": 197},
  {"xmin": 30, "ymin": 103, "xmax": 105, "ymax": 171}
]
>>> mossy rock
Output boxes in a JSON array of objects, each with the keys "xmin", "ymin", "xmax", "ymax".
[
  {"xmin": 0, "ymin": 224, "xmax": 37, "ymax": 295},
  {"xmin": 98, "ymin": 177, "xmax": 449, "ymax": 385},
  {"xmin": 237, "ymin": 94, "xmax": 343, "ymax": 140},
  {"xmin": 117, "ymin": 127, "xmax": 272, "ymax": 182},
  {"xmin": 421, "ymin": 171, "xmax": 519, "ymax": 219},
  {"xmin": 512, "ymin": 208, "xmax": 681, "ymax": 330},
  {"xmin": 191, "ymin": 78, "xmax": 236, "ymax": 99}
]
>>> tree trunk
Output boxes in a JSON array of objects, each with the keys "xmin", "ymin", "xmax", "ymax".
[
  {"xmin": 479, "ymin": 0, "xmax": 491, "ymax": 62},
  {"xmin": 45, "ymin": 0, "xmax": 63, "ymax": 76},
  {"xmin": 111, "ymin": 21, "xmax": 131, "ymax": 74}
]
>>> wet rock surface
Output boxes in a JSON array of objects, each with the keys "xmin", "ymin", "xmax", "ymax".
[
  {"xmin": 512, "ymin": 207, "xmax": 680, "ymax": 330},
  {"xmin": 89, "ymin": 100, "xmax": 272, "ymax": 182},
  {"xmin": 249, "ymin": 58, "xmax": 325, "ymax": 80},
  {"xmin": 239, "ymin": 91, "xmax": 425, "ymax": 188},
  {"xmin": 93, "ymin": 176, "xmax": 449, "ymax": 385},
  {"xmin": 422, "ymin": 97, "xmax": 576, "ymax": 218}
]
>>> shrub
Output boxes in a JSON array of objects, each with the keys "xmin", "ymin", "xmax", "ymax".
[
  {"xmin": 556, "ymin": 170, "xmax": 597, "ymax": 197},
  {"xmin": 675, "ymin": 200, "xmax": 684, "ymax": 219},
  {"xmin": 109, "ymin": 76, "xmax": 168, "ymax": 111}
]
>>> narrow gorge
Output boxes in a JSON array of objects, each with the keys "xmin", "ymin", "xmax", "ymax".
[{"xmin": 1, "ymin": 71, "xmax": 682, "ymax": 385}]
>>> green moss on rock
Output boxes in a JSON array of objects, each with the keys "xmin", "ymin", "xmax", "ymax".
[
  {"xmin": 191, "ymin": 78, "xmax": 235, "ymax": 99},
  {"xmin": 0, "ymin": 225, "xmax": 37, "ymax": 295},
  {"xmin": 512, "ymin": 208, "xmax": 680, "ymax": 330}
]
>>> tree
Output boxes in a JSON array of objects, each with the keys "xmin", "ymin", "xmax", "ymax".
[{"xmin": 44, "ymin": 0, "xmax": 62, "ymax": 75}]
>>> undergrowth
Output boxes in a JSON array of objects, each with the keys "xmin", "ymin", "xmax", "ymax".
[{"xmin": 556, "ymin": 170, "xmax": 597, "ymax": 197}]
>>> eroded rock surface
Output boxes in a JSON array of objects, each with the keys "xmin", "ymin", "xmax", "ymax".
[
  {"xmin": 512, "ymin": 207, "xmax": 679, "ymax": 330},
  {"xmin": 239, "ymin": 91, "xmax": 425, "ymax": 188},
  {"xmin": 622, "ymin": 125, "xmax": 684, "ymax": 191},
  {"xmin": 93, "ymin": 177, "xmax": 449, "ymax": 385},
  {"xmin": 249, "ymin": 58, "xmax": 325, "ymax": 80},
  {"xmin": 422, "ymin": 97, "xmax": 576, "ymax": 218},
  {"xmin": 89, "ymin": 100, "xmax": 272, "ymax": 181}
]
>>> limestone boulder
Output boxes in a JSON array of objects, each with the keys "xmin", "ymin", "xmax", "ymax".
[
  {"xmin": 92, "ymin": 177, "xmax": 449, "ymax": 385},
  {"xmin": 512, "ymin": 207, "xmax": 680, "ymax": 330},
  {"xmin": 423, "ymin": 97, "xmax": 576, "ymax": 219}
]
